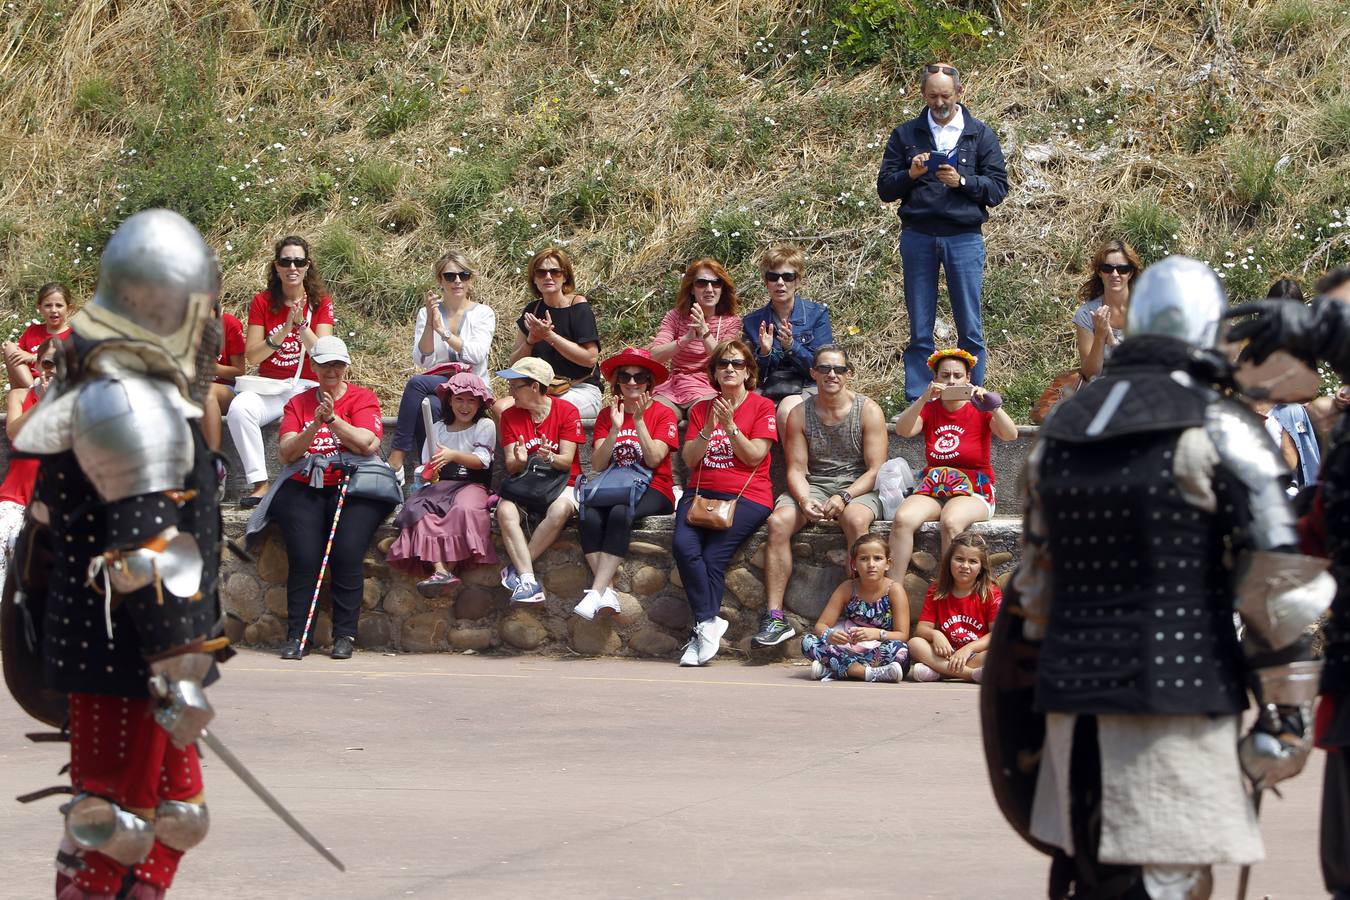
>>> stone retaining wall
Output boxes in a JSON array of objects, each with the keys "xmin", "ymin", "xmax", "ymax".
[{"xmin": 219, "ymin": 509, "xmax": 1022, "ymax": 659}]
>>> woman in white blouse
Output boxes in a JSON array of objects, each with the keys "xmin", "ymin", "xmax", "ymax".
[{"xmin": 386, "ymin": 250, "xmax": 497, "ymax": 479}]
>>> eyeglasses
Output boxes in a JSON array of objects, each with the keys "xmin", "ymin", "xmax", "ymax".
[
  {"xmin": 693, "ymin": 277, "xmax": 723, "ymax": 289},
  {"xmin": 813, "ymin": 364, "xmax": 850, "ymax": 375},
  {"xmin": 507, "ymin": 379, "xmax": 534, "ymax": 390},
  {"xmin": 440, "ymin": 270, "xmax": 472, "ymax": 282},
  {"xmin": 714, "ymin": 358, "xmax": 748, "ymax": 369},
  {"xmin": 1098, "ymin": 263, "xmax": 1135, "ymax": 275},
  {"xmin": 39, "ymin": 359, "xmax": 56, "ymax": 370},
  {"xmin": 535, "ymin": 267, "xmax": 565, "ymax": 279},
  {"xmin": 276, "ymin": 257, "xmax": 309, "ymax": 268},
  {"xmin": 764, "ymin": 271, "xmax": 798, "ymax": 283},
  {"xmin": 924, "ymin": 64, "xmax": 959, "ymax": 77},
  {"xmin": 615, "ymin": 371, "xmax": 652, "ymax": 384}
]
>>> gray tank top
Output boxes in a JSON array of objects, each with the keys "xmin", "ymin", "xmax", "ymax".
[{"xmin": 803, "ymin": 393, "xmax": 866, "ymax": 480}]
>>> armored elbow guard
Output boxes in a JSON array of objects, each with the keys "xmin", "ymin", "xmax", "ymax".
[
  {"xmin": 148, "ymin": 652, "xmax": 215, "ymax": 749},
  {"xmin": 64, "ymin": 794, "xmax": 155, "ymax": 865},
  {"xmin": 1235, "ymin": 550, "xmax": 1334, "ymax": 652}
]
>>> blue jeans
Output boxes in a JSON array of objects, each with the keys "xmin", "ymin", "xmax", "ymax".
[
  {"xmin": 900, "ymin": 229, "xmax": 988, "ymax": 401},
  {"xmin": 672, "ymin": 492, "xmax": 770, "ymax": 622},
  {"xmin": 391, "ymin": 373, "xmax": 451, "ymax": 454}
]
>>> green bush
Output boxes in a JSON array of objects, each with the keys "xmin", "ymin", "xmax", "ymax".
[
  {"xmin": 689, "ymin": 210, "xmax": 759, "ymax": 266},
  {"xmin": 1316, "ymin": 95, "xmax": 1350, "ymax": 158},
  {"xmin": 1224, "ymin": 144, "xmax": 1281, "ymax": 221},
  {"xmin": 1116, "ymin": 198, "xmax": 1181, "ymax": 264},
  {"xmin": 827, "ymin": 0, "xmax": 988, "ymax": 72},
  {"xmin": 352, "ymin": 158, "xmax": 403, "ymax": 202},
  {"xmin": 428, "ymin": 157, "xmax": 514, "ymax": 233},
  {"xmin": 73, "ymin": 76, "xmax": 123, "ymax": 127},
  {"xmin": 366, "ymin": 78, "xmax": 433, "ymax": 138},
  {"xmin": 1179, "ymin": 95, "xmax": 1236, "ymax": 153},
  {"xmin": 548, "ymin": 173, "xmax": 618, "ymax": 226}
]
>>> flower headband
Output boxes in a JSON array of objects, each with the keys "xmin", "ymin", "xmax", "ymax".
[{"xmin": 926, "ymin": 348, "xmax": 978, "ymax": 372}]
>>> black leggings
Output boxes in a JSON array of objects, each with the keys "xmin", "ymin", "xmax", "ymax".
[
  {"xmin": 577, "ymin": 489, "xmax": 674, "ymax": 557},
  {"xmin": 270, "ymin": 479, "xmax": 392, "ymax": 640}
]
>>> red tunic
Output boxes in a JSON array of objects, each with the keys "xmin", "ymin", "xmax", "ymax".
[{"xmin": 919, "ymin": 583, "xmax": 1003, "ymax": 648}]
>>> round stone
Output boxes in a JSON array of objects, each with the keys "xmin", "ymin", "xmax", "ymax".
[
  {"xmin": 500, "ymin": 610, "xmax": 548, "ymax": 650},
  {"xmin": 630, "ymin": 565, "xmax": 667, "ymax": 596}
]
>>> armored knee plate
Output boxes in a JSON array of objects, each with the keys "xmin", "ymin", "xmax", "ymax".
[
  {"xmin": 153, "ymin": 799, "xmax": 209, "ymax": 851},
  {"xmin": 64, "ymin": 793, "xmax": 154, "ymax": 865}
]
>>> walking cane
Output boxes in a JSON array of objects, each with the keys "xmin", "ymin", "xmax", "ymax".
[{"xmin": 297, "ymin": 466, "xmax": 352, "ymax": 655}]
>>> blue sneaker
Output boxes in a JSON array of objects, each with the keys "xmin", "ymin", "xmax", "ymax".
[
  {"xmin": 509, "ymin": 577, "xmax": 544, "ymax": 604},
  {"xmin": 500, "ymin": 564, "xmax": 520, "ymax": 592}
]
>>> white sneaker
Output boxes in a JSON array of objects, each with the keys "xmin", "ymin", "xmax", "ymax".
[
  {"xmin": 810, "ymin": 660, "xmax": 831, "ymax": 681},
  {"xmin": 598, "ymin": 588, "xmax": 622, "ymax": 615},
  {"xmin": 573, "ymin": 589, "xmax": 602, "ymax": 620},
  {"xmin": 695, "ymin": 616, "xmax": 728, "ymax": 665},
  {"xmin": 679, "ymin": 632, "xmax": 701, "ymax": 667},
  {"xmin": 865, "ymin": 662, "xmax": 904, "ymax": 683}
]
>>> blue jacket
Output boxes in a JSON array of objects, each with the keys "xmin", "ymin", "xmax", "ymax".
[
  {"xmin": 876, "ymin": 106, "xmax": 1009, "ymax": 235},
  {"xmin": 741, "ymin": 297, "xmax": 833, "ymax": 382},
  {"xmin": 1271, "ymin": 403, "xmax": 1321, "ymax": 488}
]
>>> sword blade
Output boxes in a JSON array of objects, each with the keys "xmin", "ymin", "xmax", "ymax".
[{"xmin": 199, "ymin": 729, "xmax": 346, "ymax": 871}]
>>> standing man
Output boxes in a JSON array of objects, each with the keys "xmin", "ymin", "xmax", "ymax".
[
  {"xmin": 877, "ymin": 62, "xmax": 1008, "ymax": 403},
  {"xmin": 752, "ymin": 345, "xmax": 888, "ymax": 647}
]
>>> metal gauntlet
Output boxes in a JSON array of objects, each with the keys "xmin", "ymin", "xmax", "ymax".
[
  {"xmin": 1238, "ymin": 659, "xmax": 1322, "ymax": 792},
  {"xmin": 148, "ymin": 652, "xmax": 215, "ymax": 749}
]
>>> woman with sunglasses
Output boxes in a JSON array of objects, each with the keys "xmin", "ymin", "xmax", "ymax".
[
  {"xmin": 385, "ymin": 250, "xmax": 497, "ymax": 482},
  {"xmin": 229, "ymin": 236, "xmax": 335, "ymax": 508},
  {"xmin": 673, "ymin": 339, "xmax": 778, "ymax": 667},
  {"xmin": 0, "ymin": 339, "xmax": 59, "ymax": 589},
  {"xmin": 649, "ymin": 258, "xmax": 742, "ymax": 416},
  {"xmin": 1074, "ymin": 239, "xmax": 1141, "ymax": 382},
  {"xmin": 501, "ymin": 247, "xmax": 601, "ymax": 419},
  {"xmin": 575, "ymin": 348, "xmax": 679, "ymax": 619},
  {"xmin": 740, "ymin": 245, "xmax": 834, "ymax": 423}
]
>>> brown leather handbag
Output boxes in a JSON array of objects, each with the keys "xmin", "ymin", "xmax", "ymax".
[{"xmin": 685, "ymin": 461, "xmax": 760, "ymax": 530}]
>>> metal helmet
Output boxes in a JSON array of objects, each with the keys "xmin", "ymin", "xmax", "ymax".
[
  {"xmin": 1125, "ymin": 255, "xmax": 1226, "ymax": 348},
  {"xmin": 74, "ymin": 208, "xmax": 219, "ymax": 383}
]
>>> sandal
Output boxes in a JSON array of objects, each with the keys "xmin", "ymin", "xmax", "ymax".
[{"xmin": 417, "ymin": 570, "xmax": 460, "ymax": 598}]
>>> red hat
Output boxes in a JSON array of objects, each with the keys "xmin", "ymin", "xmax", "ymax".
[{"xmin": 599, "ymin": 346, "xmax": 669, "ymax": 387}]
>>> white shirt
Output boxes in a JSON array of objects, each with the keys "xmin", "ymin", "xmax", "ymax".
[
  {"xmin": 410, "ymin": 302, "xmax": 496, "ymax": 380},
  {"xmin": 928, "ymin": 106, "xmax": 965, "ymax": 153}
]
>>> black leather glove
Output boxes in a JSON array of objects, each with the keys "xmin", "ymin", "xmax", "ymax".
[{"xmin": 1226, "ymin": 297, "xmax": 1350, "ymax": 379}]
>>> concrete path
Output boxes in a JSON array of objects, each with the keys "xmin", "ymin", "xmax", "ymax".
[{"xmin": 0, "ymin": 650, "xmax": 1329, "ymax": 898}]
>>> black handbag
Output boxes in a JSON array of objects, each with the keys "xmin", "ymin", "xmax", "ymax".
[
  {"xmin": 575, "ymin": 463, "xmax": 653, "ymax": 523},
  {"xmin": 499, "ymin": 456, "xmax": 568, "ymax": 516},
  {"xmin": 759, "ymin": 366, "xmax": 807, "ymax": 402},
  {"xmin": 343, "ymin": 456, "xmax": 404, "ymax": 506}
]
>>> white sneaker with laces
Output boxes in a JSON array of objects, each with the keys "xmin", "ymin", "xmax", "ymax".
[
  {"xmin": 695, "ymin": 616, "xmax": 728, "ymax": 665},
  {"xmin": 598, "ymin": 588, "xmax": 622, "ymax": 615},
  {"xmin": 811, "ymin": 660, "xmax": 833, "ymax": 681},
  {"xmin": 573, "ymin": 590, "xmax": 602, "ymax": 620},
  {"xmin": 865, "ymin": 661, "xmax": 904, "ymax": 683},
  {"xmin": 679, "ymin": 632, "xmax": 701, "ymax": 667}
]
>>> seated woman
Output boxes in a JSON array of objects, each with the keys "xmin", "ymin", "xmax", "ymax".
[
  {"xmin": 0, "ymin": 339, "xmax": 58, "ymax": 588},
  {"xmin": 385, "ymin": 251, "xmax": 496, "ymax": 480},
  {"xmin": 1073, "ymin": 239, "xmax": 1140, "ymax": 382},
  {"xmin": 740, "ymin": 245, "xmax": 833, "ymax": 422},
  {"xmin": 575, "ymin": 348, "xmax": 679, "ymax": 619},
  {"xmin": 202, "ymin": 298, "xmax": 247, "ymax": 450},
  {"xmin": 801, "ymin": 534, "xmax": 909, "ymax": 683},
  {"xmin": 907, "ymin": 530, "xmax": 1001, "ymax": 683},
  {"xmin": 2, "ymin": 282, "xmax": 73, "ymax": 385},
  {"xmin": 245, "ymin": 337, "xmax": 393, "ymax": 661},
  {"xmin": 673, "ymin": 339, "xmax": 778, "ymax": 667},
  {"xmin": 888, "ymin": 348, "xmax": 1017, "ymax": 582},
  {"xmin": 499, "ymin": 247, "xmax": 601, "ymax": 419},
  {"xmin": 228, "ymin": 236, "xmax": 335, "ymax": 507},
  {"xmin": 386, "ymin": 372, "xmax": 497, "ymax": 595},
  {"xmin": 649, "ymin": 258, "xmax": 742, "ymax": 416}
]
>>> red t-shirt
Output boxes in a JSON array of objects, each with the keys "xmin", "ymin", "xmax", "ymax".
[
  {"xmin": 919, "ymin": 583, "xmax": 1003, "ymax": 648},
  {"xmin": 500, "ymin": 398, "xmax": 585, "ymax": 487},
  {"xmin": 214, "ymin": 313, "xmax": 245, "ymax": 385},
  {"xmin": 685, "ymin": 392, "xmax": 778, "ymax": 508},
  {"xmin": 17, "ymin": 323, "xmax": 71, "ymax": 378},
  {"xmin": 0, "ymin": 390, "xmax": 40, "ymax": 505},
  {"xmin": 247, "ymin": 292, "xmax": 336, "ymax": 382},
  {"xmin": 592, "ymin": 401, "xmax": 680, "ymax": 504},
  {"xmin": 280, "ymin": 385, "xmax": 384, "ymax": 487},
  {"xmin": 921, "ymin": 399, "xmax": 994, "ymax": 483}
]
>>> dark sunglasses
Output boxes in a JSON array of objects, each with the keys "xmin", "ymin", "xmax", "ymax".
[
  {"xmin": 1098, "ymin": 263, "xmax": 1135, "ymax": 275},
  {"xmin": 764, "ymin": 271, "xmax": 798, "ymax": 283},
  {"xmin": 924, "ymin": 64, "xmax": 959, "ymax": 77},
  {"xmin": 440, "ymin": 270, "xmax": 472, "ymax": 282},
  {"xmin": 714, "ymin": 358, "xmax": 749, "ymax": 369},
  {"xmin": 813, "ymin": 364, "xmax": 850, "ymax": 375},
  {"xmin": 535, "ymin": 267, "xmax": 565, "ymax": 278},
  {"xmin": 276, "ymin": 257, "xmax": 309, "ymax": 268},
  {"xmin": 693, "ymin": 277, "xmax": 723, "ymax": 289},
  {"xmin": 615, "ymin": 370, "xmax": 652, "ymax": 384},
  {"xmin": 39, "ymin": 359, "xmax": 56, "ymax": 370}
]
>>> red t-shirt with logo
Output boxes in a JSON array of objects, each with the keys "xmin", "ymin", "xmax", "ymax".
[
  {"xmin": 0, "ymin": 390, "xmax": 40, "ymax": 505},
  {"xmin": 17, "ymin": 323, "xmax": 72, "ymax": 378},
  {"xmin": 592, "ymin": 401, "xmax": 680, "ymax": 504},
  {"xmin": 280, "ymin": 385, "xmax": 384, "ymax": 487},
  {"xmin": 921, "ymin": 399, "xmax": 994, "ymax": 483},
  {"xmin": 685, "ymin": 392, "xmax": 778, "ymax": 508},
  {"xmin": 248, "ymin": 291, "xmax": 336, "ymax": 382},
  {"xmin": 500, "ymin": 397, "xmax": 585, "ymax": 487},
  {"xmin": 919, "ymin": 583, "xmax": 1002, "ymax": 648},
  {"xmin": 214, "ymin": 313, "xmax": 246, "ymax": 384}
]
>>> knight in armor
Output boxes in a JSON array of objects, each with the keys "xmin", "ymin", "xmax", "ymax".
[
  {"xmin": 4, "ymin": 209, "xmax": 228, "ymax": 899},
  {"xmin": 1226, "ymin": 290, "xmax": 1350, "ymax": 899},
  {"xmin": 1010, "ymin": 256, "xmax": 1334, "ymax": 898}
]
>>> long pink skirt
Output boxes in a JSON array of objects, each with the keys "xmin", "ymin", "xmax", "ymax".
[{"xmin": 386, "ymin": 481, "xmax": 497, "ymax": 575}]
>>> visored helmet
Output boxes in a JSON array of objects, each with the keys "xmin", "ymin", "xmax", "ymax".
[
  {"xmin": 1126, "ymin": 255, "xmax": 1226, "ymax": 348},
  {"xmin": 74, "ymin": 208, "xmax": 219, "ymax": 383}
]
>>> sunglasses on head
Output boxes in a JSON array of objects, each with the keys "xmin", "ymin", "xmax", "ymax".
[
  {"xmin": 924, "ymin": 64, "xmax": 959, "ymax": 76},
  {"xmin": 715, "ymin": 358, "xmax": 748, "ymax": 369},
  {"xmin": 440, "ymin": 270, "xmax": 472, "ymax": 282},
  {"xmin": 276, "ymin": 256, "xmax": 309, "ymax": 268},
  {"xmin": 693, "ymin": 277, "xmax": 723, "ymax": 289},
  {"xmin": 615, "ymin": 370, "xmax": 652, "ymax": 384},
  {"xmin": 535, "ymin": 267, "xmax": 565, "ymax": 278},
  {"xmin": 1098, "ymin": 263, "xmax": 1135, "ymax": 275},
  {"xmin": 764, "ymin": 271, "xmax": 798, "ymax": 283},
  {"xmin": 813, "ymin": 363, "xmax": 849, "ymax": 375}
]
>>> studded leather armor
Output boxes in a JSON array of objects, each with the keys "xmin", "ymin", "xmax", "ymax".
[{"xmin": 1321, "ymin": 415, "xmax": 1350, "ymax": 695}]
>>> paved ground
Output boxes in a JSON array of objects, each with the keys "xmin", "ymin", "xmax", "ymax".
[{"xmin": 0, "ymin": 649, "xmax": 1330, "ymax": 898}]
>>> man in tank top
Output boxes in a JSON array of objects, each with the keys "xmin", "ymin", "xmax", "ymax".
[{"xmin": 753, "ymin": 345, "xmax": 889, "ymax": 647}]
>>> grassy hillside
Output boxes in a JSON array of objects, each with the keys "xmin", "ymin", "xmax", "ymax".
[{"xmin": 1, "ymin": 0, "xmax": 1347, "ymax": 418}]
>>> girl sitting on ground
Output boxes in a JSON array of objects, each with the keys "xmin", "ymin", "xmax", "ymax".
[
  {"xmin": 385, "ymin": 372, "xmax": 498, "ymax": 595},
  {"xmin": 801, "ymin": 533, "xmax": 910, "ymax": 683},
  {"xmin": 908, "ymin": 530, "xmax": 1001, "ymax": 683}
]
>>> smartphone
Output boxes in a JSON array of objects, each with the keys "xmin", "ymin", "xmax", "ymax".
[
  {"xmin": 925, "ymin": 153, "xmax": 945, "ymax": 174},
  {"xmin": 941, "ymin": 384, "xmax": 974, "ymax": 401}
]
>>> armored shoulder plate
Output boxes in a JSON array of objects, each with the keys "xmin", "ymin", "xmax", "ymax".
[
  {"xmin": 71, "ymin": 376, "xmax": 192, "ymax": 503},
  {"xmin": 1204, "ymin": 400, "xmax": 1297, "ymax": 551}
]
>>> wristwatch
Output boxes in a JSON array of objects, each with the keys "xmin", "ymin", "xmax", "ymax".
[
  {"xmin": 727, "ymin": 424, "xmax": 740, "ymax": 438},
  {"xmin": 959, "ymin": 176, "xmax": 967, "ymax": 187},
  {"xmin": 838, "ymin": 490, "xmax": 852, "ymax": 504}
]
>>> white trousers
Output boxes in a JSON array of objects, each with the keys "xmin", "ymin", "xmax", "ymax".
[
  {"xmin": 0, "ymin": 500, "xmax": 26, "ymax": 592},
  {"xmin": 226, "ymin": 381, "xmax": 317, "ymax": 483}
]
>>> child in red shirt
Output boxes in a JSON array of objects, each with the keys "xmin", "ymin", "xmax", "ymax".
[
  {"xmin": 908, "ymin": 530, "xmax": 1002, "ymax": 683},
  {"xmin": 3, "ymin": 282, "xmax": 73, "ymax": 383}
]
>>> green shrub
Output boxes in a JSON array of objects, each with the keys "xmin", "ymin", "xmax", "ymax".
[
  {"xmin": 352, "ymin": 158, "xmax": 403, "ymax": 201},
  {"xmin": 292, "ymin": 170, "xmax": 337, "ymax": 212},
  {"xmin": 1224, "ymin": 144, "xmax": 1281, "ymax": 221},
  {"xmin": 827, "ymin": 0, "xmax": 989, "ymax": 72},
  {"xmin": 1179, "ymin": 95, "xmax": 1236, "ymax": 153},
  {"xmin": 366, "ymin": 78, "xmax": 433, "ymax": 138},
  {"xmin": 1315, "ymin": 95, "xmax": 1350, "ymax": 158},
  {"xmin": 1116, "ymin": 198, "xmax": 1181, "ymax": 263},
  {"xmin": 428, "ymin": 157, "xmax": 514, "ymax": 233},
  {"xmin": 73, "ymin": 76, "xmax": 123, "ymax": 126},
  {"xmin": 548, "ymin": 173, "xmax": 618, "ymax": 226},
  {"xmin": 689, "ymin": 210, "xmax": 759, "ymax": 266}
]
